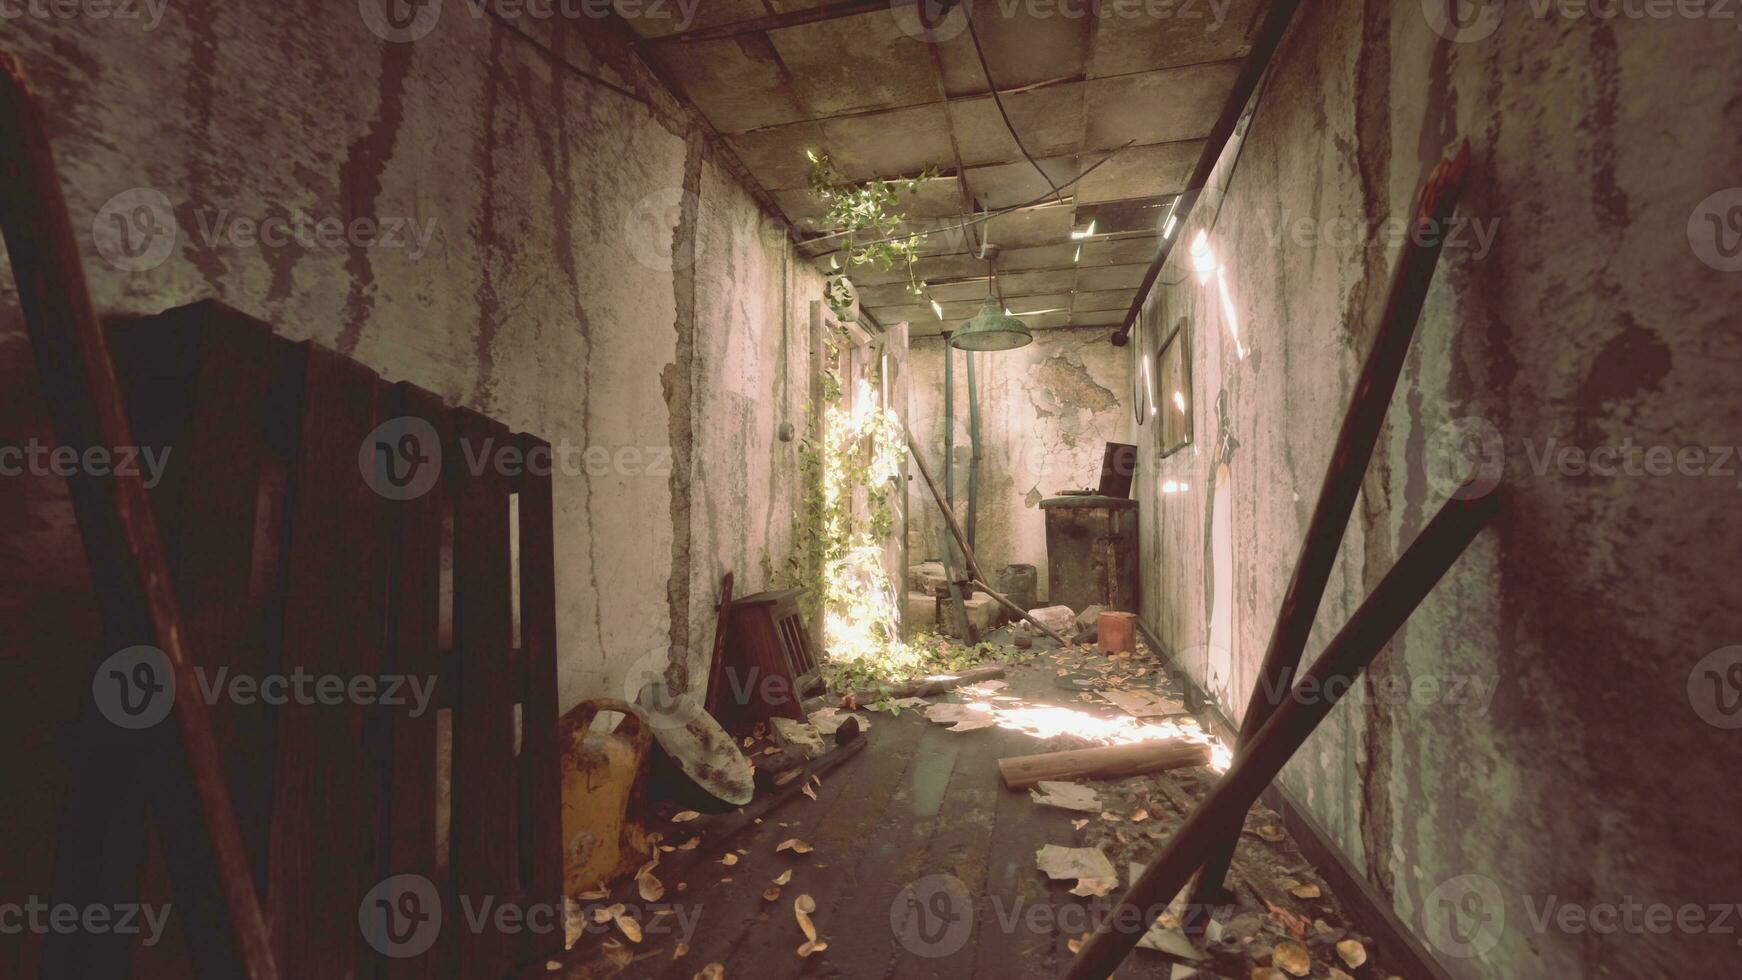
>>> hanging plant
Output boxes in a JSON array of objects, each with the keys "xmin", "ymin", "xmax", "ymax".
[{"xmin": 806, "ymin": 150, "xmax": 937, "ymax": 306}]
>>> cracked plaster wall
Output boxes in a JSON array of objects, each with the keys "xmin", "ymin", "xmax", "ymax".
[
  {"xmin": 909, "ymin": 328, "xmax": 1132, "ymax": 603},
  {"xmin": 0, "ymin": 7, "xmax": 826, "ymax": 949},
  {"xmin": 1133, "ymin": 4, "xmax": 1742, "ymax": 978}
]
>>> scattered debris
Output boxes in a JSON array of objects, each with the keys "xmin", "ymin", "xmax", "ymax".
[
  {"xmin": 1036, "ymin": 843, "xmax": 1117, "ymax": 897},
  {"xmin": 1272, "ymin": 939, "xmax": 1312, "ymax": 976},
  {"xmin": 807, "ymin": 706, "xmax": 870, "ymax": 736},
  {"xmin": 1098, "ymin": 689, "xmax": 1187, "ymax": 718},
  {"xmin": 672, "ymin": 811, "xmax": 701, "ymax": 823},
  {"xmin": 1336, "ymin": 938, "xmax": 1368, "ymax": 969},
  {"xmin": 1030, "ymin": 780, "xmax": 1103, "ymax": 812},
  {"xmin": 776, "ymin": 838, "xmax": 814, "ymax": 854},
  {"xmin": 924, "ymin": 701, "xmax": 999, "ymax": 731},
  {"xmin": 770, "ymin": 717, "xmax": 826, "ymax": 760}
]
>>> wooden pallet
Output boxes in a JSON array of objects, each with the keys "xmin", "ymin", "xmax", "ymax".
[{"xmin": 98, "ymin": 300, "xmax": 563, "ymax": 979}]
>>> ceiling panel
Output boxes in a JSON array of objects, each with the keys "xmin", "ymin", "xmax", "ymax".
[
  {"xmin": 962, "ymin": 156, "xmax": 1082, "ymax": 210},
  {"xmin": 993, "ymin": 268, "xmax": 1076, "ymax": 295},
  {"xmin": 1087, "ymin": 0, "xmax": 1266, "ymax": 77},
  {"xmin": 649, "ymin": 36, "xmax": 810, "ymax": 133},
  {"xmin": 1076, "ymin": 262, "xmax": 1152, "ymax": 292},
  {"xmin": 819, "ymin": 104, "xmax": 957, "ymax": 181},
  {"xmin": 614, "ymin": 0, "xmax": 768, "ymax": 39},
  {"xmin": 1075, "ymin": 140, "xmax": 1202, "ymax": 203},
  {"xmin": 932, "ymin": 0, "xmax": 1095, "ymax": 96},
  {"xmin": 981, "ymin": 205, "xmax": 1075, "ymax": 250},
  {"xmin": 992, "ymin": 243, "xmax": 1078, "ymax": 272},
  {"xmin": 1080, "ymin": 235, "xmax": 1163, "ymax": 265},
  {"xmin": 947, "ymin": 85, "xmax": 1086, "ymax": 165},
  {"xmin": 1084, "ymin": 62, "xmax": 1241, "ymax": 149},
  {"xmin": 768, "ymin": 11, "xmax": 945, "ymax": 115},
  {"xmin": 1072, "ymin": 289, "xmax": 1139, "ymax": 313},
  {"xmin": 725, "ymin": 121, "xmax": 828, "ymax": 190}
]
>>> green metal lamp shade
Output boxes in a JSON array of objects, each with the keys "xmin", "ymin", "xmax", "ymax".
[{"xmin": 950, "ymin": 297, "xmax": 1033, "ymax": 351}]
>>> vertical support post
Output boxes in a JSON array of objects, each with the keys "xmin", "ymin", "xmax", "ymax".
[{"xmin": 965, "ymin": 349, "xmax": 981, "ymax": 553}]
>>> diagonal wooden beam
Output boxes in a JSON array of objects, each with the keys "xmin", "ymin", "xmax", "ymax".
[
  {"xmin": 0, "ymin": 51, "xmax": 278, "ymax": 980},
  {"xmin": 1181, "ymin": 139, "xmax": 1473, "ymax": 930},
  {"xmin": 1064, "ymin": 489, "xmax": 1499, "ymax": 979}
]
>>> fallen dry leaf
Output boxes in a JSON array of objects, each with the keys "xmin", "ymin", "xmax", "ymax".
[
  {"xmin": 637, "ymin": 873, "xmax": 665, "ymax": 902},
  {"xmin": 774, "ymin": 770, "xmax": 803, "ymax": 787},
  {"xmin": 763, "ymin": 886, "xmax": 781, "ymax": 901},
  {"xmin": 793, "ymin": 894, "xmax": 818, "ymax": 943},
  {"xmin": 802, "ymin": 783, "xmax": 818, "ymax": 800},
  {"xmin": 673, "ymin": 811, "xmax": 702, "ymax": 823},
  {"xmin": 776, "ymin": 838, "xmax": 814, "ymax": 854},
  {"xmin": 673, "ymin": 942, "xmax": 689, "ymax": 960},
  {"xmin": 1336, "ymin": 939, "xmax": 1368, "ymax": 969},
  {"xmin": 1072, "ymin": 818, "xmax": 1089, "ymax": 830},
  {"xmin": 797, "ymin": 939, "xmax": 827, "ymax": 956},
  {"xmin": 1289, "ymin": 882, "xmax": 1321, "ymax": 900},
  {"xmin": 693, "ymin": 964, "xmax": 724, "ymax": 980},
  {"xmin": 1273, "ymin": 939, "xmax": 1311, "ymax": 976},
  {"xmin": 591, "ymin": 902, "xmax": 625, "ymax": 924},
  {"xmin": 614, "ymin": 913, "xmax": 643, "ymax": 944},
  {"xmin": 576, "ymin": 887, "xmax": 609, "ymax": 901},
  {"xmin": 1256, "ymin": 824, "xmax": 1286, "ymax": 843},
  {"xmin": 1131, "ymin": 809, "xmax": 1150, "ymax": 822},
  {"xmin": 773, "ymin": 869, "xmax": 793, "ymax": 885},
  {"xmin": 677, "ymin": 837, "xmax": 701, "ymax": 850},
  {"xmin": 720, "ymin": 853, "xmax": 738, "ymax": 866}
]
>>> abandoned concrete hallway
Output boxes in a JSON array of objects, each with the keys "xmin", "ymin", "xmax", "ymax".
[{"xmin": 2, "ymin": 2, "xmax": 1738, "ymax": 980}]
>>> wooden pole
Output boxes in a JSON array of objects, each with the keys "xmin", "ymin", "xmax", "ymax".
[
  {"xmin": 1184, "ymin": 141, "xmax": 1473, "ymax": 927},
  {"xmin": 997, "ymin": 738, "xmax": 1211, "ymax": 791},
  {"xmin": 0, "ymin": 52, "xmax": 277, "ymax": 979},
  {"xmin": 1063, "ymin": 491, "xmax": 1497, "ymax": 979},
  {"xmin": 904, "ymin": 426, "xmax": 1070, "ymax": 645}
]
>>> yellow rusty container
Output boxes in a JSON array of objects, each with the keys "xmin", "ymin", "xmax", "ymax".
[{"xmin": 560, "ymin": 698, "xmax": 656, "ymax": 897}]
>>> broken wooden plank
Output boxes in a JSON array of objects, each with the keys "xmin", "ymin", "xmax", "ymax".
[{"xmin": 998, "ymin": 738, "xmax": 1211, "ymax": 791}]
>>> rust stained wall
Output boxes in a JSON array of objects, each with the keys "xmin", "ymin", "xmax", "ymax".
[
  {"xmin": 1134, "ymin": 3, "xmax": 1742, "ymax": 978},
  {"xmin": 0, "ymin": 10, "xmax": 824, "ymax": 750}
]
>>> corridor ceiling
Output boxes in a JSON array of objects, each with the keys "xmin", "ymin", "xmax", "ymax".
[{"xmin": 625, "ymin": 0, "xmax": 1272, "ymax": 337}]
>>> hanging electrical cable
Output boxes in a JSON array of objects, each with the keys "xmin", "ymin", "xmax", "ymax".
[{"xmin": 964, "ymin": 10, "xmax": 1065, "ymax": 204}]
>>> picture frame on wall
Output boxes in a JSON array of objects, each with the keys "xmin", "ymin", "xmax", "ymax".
[{"xmin": 1155, "ymin": 314, "xmax": 1193, "ymax": 458}]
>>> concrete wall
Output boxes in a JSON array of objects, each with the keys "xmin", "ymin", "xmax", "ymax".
[
  {"xmin": 1133, "ymin": 4, "xmax": 1742, "ymax": 978},
  {"xmin": 909, "ymin": 327, "xmax": 1131, "ymax": 603},
  {"xmin": 0, "ymin": 18, "xmax": 830, "ymax": 956}
]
